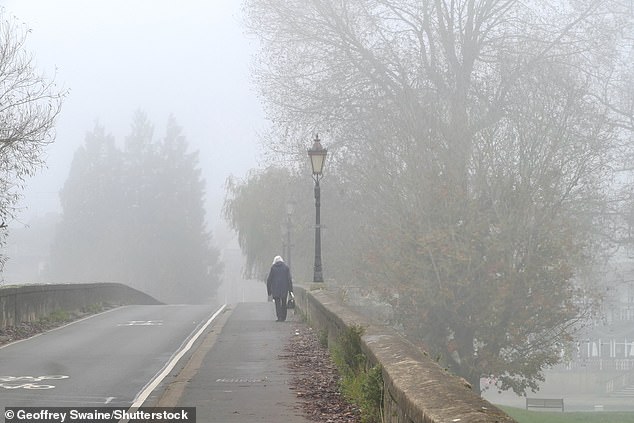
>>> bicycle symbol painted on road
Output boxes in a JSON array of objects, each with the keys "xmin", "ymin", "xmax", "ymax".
[{"xmin": 0, "ymin": 375, "xmax": 69, "ymax": 390}]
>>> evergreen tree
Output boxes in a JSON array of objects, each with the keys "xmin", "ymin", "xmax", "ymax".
[
  {"xmin": 150, "ymin": 115, "xmax": 222, "ymax": 303},
  {"xmin": 50, "ymin": 124, "xmax": 123, "ymax": 282},
  {"xmin": 49, "ymin": 114, "xmax": 222, "ymax": 303}
]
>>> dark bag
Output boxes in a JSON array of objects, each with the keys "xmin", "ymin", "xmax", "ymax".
[{"xmin": 287, "ymin": 292, "xmax": 296, "ymax": 309}]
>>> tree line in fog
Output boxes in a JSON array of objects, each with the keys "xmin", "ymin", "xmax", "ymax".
[
  {"xmin": 0, "ymin": 9, "xmax": 221, "ymax": 304},
  {"xmin": 48, "ymin": 112, "xmax": 222, "ymax": 303}
]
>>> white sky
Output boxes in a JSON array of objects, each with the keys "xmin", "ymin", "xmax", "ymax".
[{"xmin": 2, "ymin": 0, "xmax": 265, "ymax": 225}]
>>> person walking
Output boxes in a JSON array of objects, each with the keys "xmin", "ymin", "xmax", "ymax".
[{"xmin": 266, "ymin": 255, "xmax": 293, "ymax": 322}]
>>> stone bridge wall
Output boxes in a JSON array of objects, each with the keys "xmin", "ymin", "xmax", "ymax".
[
  {"xmin": 0, "ymin": 283, "xmax": 161, "ymax": 328},
  {"xmin": 294, "ymin": 285, "xmax": 517, "ymax": 423}
]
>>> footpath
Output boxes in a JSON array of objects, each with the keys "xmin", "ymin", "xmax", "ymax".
[{"xmin": 153, "ymin": 301, "xmax": 311, "ymax": 422}]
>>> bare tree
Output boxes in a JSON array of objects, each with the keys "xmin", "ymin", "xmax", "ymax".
[
  {"xmin": 0, "ymin": 9, "xmax": 65, "ymax": 268},
  {"xmin": 245, "ymin": 0, "xmax": 634, "ymax": 393}
]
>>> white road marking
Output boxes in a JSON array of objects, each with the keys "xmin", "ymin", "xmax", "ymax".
[
  {"xmin": 0, "ymin": 375, "xmax": 69, "ymax": 390},
  {"xmin": 129, "ymin": 304, "xmax": 227, "ymax": 409},
  {"xmin": 0, "ymin": 307, "xmax": 120, "ymax": 350},
  {"xmin": 117, "ymin": 320, "xmax": 164, "ymax": 326}
]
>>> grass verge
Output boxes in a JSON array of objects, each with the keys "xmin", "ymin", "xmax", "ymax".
[
  {"xmin": 500, "ymin": 406, "xmax": 634, "ymax": 423},
  {"xmin": 330, "ymin": 325, "xmax": 384, "ymax": 423}
]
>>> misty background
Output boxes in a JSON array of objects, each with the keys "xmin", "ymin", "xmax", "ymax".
[
  {"xmin": 1, "ymin": 0, "xmax": 265, "ymax": 295},
  {"xmin": 4, "ymin": 0, "xmax": 264, "ymax": 217},
  {"xmin": 3, "ymin": 0, "xmax": 634, "ymax": 409}
]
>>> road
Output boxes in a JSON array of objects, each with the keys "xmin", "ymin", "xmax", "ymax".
[{"xmin": 0, "ymin": 304, "xmax": 223, "ymax": 409}]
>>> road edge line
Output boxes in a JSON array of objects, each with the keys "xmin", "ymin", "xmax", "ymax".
[
  {"xmin": 0, "ymin": 306, "xmax": 123, "ymax": 350},
  {"xmin": 155, "ymin": 304, "xmax": 234, "ymax": 407},
  {"xmin": 129, "ymin": 304, "xmax": 227, "ymax": 409}
]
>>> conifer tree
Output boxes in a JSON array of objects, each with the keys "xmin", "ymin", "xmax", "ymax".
[{"xmin": 50, "ymin": 114, "xmax": 221, "ymax": 303}]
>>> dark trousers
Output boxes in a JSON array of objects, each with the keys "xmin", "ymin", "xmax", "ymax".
[{"xmin": 274, "ymin": 296, "xmax": 288, "ymax": 321}]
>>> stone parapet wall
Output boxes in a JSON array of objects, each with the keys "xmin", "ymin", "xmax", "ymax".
[
  {"xmin": 294, "ymin": 284, "xmax": 517, "ymax": 423},
  {"xmin": 0, "ymin": 283, "xmax": 162, "ymax": 328}
]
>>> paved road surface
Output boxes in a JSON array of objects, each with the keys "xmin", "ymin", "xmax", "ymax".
[{"xmin": 0, "ymin": 304, "xmax": 222, "ymax": 409}]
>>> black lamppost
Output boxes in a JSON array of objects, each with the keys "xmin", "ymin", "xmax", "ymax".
[
  {"xmin": 280, "ymin": 222, "xmax": 288, "ymax": 267},
  {"xmin": 308, "ymin": 134, "xmax": 327, "ymax": 282},
  {"xmin": 281, "ymin": 200, "xmax": 295, "ymax": 269}
]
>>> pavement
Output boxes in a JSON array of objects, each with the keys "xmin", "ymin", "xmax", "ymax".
[
  {"xmin": 154, "ymin": 301, "xmax": 311, "ymax": 422},
  {"xmin": 135, "ymin": 294, "xmax": 634, "ymax": 420}
]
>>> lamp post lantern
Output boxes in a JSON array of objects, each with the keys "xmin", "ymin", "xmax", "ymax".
[{"xmin": 308, "ymin": 134, "xmax": 327, "ymax": 282}]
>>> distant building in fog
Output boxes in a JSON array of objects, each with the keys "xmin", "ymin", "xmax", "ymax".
[{"xmin": 570, "ymin": 251, "xmax": 634, "ymax": 368}]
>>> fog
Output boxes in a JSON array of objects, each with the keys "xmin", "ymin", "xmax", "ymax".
[
  {"xmin": 3, "ymin": 0, "xmax": 264, "ymax": 224},
  {"xmin": 3, "ymin": 0, "xmax": 634, "ymax": 411}
]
